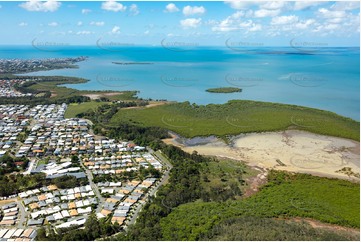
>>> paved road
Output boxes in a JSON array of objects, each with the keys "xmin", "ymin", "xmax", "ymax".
[
  {"xmin": 16, "ymin": 199, "xmax": 27, "ymax": 229},
  {"xmin": 125, "ymin": 150, "xmax": 173, "ymax": 229},
  {"xmin": 23, "ymin": 159, "xmax": 37, "ymax": 175},
  {"xmin": 81, "ymin": 162, "xmax": 104, "ymax": 213}
]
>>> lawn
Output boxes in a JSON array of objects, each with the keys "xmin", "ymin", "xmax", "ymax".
[
  {"xmin": 64, "ymin": 101, "xmax": 110, "ymax": 118},
  {"xmin": 110, "ymin": 100, "xmax": 360, "ymax": 141}
]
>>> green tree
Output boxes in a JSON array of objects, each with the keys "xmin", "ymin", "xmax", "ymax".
[{"xmin": 84, "ymin": 213, "xmax": 100, "ymax": 240}]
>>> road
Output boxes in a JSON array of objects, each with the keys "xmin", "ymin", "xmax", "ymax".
[
  {"xmin": 16, "ymin": 199, "xmax": 27, "ymax": 229},
  {"xmin": 125, "ymin": 150, "xmax": 173, "ymax": 229},
  {"xmin": 80, "ymin": 161, "xmax": 104, "ymax": 213},
  {"xmin": 23, "ymin": 159, "xmax": 37, "ymax": 175}
]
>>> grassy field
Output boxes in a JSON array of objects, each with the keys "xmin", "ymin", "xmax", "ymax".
[
  {"xmin": 199, "ymin": 159, "xmax": 259, "ymax": 201},
  {"xmin": 64, "ymin": 101, "xmax": 110, "ymax": 118},
  {"xmin": 110, "ymin": 100, "xmax": 360, "ymax": 141},
  {"xmin": 160, "ymin": 171, "xmax": 360, "ymax": 240},
  {"xmin": 19, "ymin": 75, "xmax": 138, "ymax": 102}
]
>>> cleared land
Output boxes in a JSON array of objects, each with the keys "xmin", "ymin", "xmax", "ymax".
[
  {"xmin": 64, "ymin": 101, "xmax": 110, "ymax": 118},
  {"xmin": 110, "ymin": 100, "xmax": 360, "ymax": 141}
]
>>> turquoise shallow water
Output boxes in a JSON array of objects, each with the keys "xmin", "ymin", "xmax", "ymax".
[{"xmin": 1, "ymin": 46, "xmax": 359, "ymax": 120}]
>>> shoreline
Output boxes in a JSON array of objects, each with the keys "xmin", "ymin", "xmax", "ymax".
[
  {"xmin": 11, "ymin": 61, "xmax": 358, "ymax": 121},
  {"xmin": 163, "ymin": 130, "xmax": 360, "ymax": 182}
]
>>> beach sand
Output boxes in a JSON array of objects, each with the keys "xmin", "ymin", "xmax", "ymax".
[{"xmin": 163, "ymin": 130, "xmax": 360, "ymax": 181}]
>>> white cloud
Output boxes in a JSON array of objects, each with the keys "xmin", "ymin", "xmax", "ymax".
[
  {"xmin": 318, "ymin": 8, "xmax": 347, "ymax": 19},
  {"xmin": 90, "ymin": 21, "xmax": 105, "ymax": 26},
  {"xmin": 19, "ymin": 0, "xmax": 61, "ymax": 12},
  {"xmin": 164, "ymin": 3, "xmax": 179, "ymax": 13},
  {"xmin": 101, "ymin": 1, "xmax": 126, "ymax": 12},
  {"xmin": 144, "ymin": 30, "xmax": 150, "ymax": 35},
  {"xmin": 294, "ymin": 19, "xmax": 315, "ymax": 29},
  {"xmin": 231, "ymin": 11, "xmax": 245, "ymax": 19},
  {"xmin": 260, "ymin": 1, "xmax": 286, "ymax": 10},
  {"xmin": 129, "ymin": 4, "xmax": 139, "ymax": 15},
  {"xmin": 77, "ymin": 21, "xmax": 83, "ymax": 26},
  {"xmin": 19, "ymin": 22, "xmax": 28, "ymax": 27},
  {"xmin": 239, "ymin": 20, "xmax": 262, "ymax": 32},
  {"xmin": 324, "ymin": 23, "xmax": 340, "ymax": 30},
  {"xmin": 249, "ymin": 23, "xmax": 262, "ymax": 31},
  {"xmin": 76, "ymin": 31, "xmax": 93, "ymax": 35},
  {"xmin": 82, "ymin": 9, "xmax": 92, "ymax": 14},
  {"xmin": 180, "ymin": 18, "xmax": 202, "ymax": 28},
  {"xmin": 224, "ymin": 0, "xmax": 255, "ymax": 10},
  {"xmin": 254, "ymin": 9, "xmax": 280, "ymax": 18},
  {"xmin": 331, "ymin": 2, "xmax": 360, "ymax": 11},
  {"xmin": 111, "ymin": 25, "xmax": 120, "ymax": 34},
  {"xmin": 48, "ymin": 22, "xmax": 58, "ymax": 27},
  {"xmin": 271, "ymin": 15, "xmax": 299, "ymax": 25},
  {"xmin": 212, "ymin": 17, "xmax": 237, "ymax": 32},
  {"xmin": 183, "ymin": 5, "xmax": 206, "ymax": 16},
  {"xmin": 294, "ymin": 1, "xmax": 323, "ymax": 11}
]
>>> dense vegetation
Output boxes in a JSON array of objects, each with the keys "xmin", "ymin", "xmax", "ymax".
[
  {"xmin": 51, "ymin": 175, "xmax": 88, "ymax": 189},
  {"xmin": 0, "ymin": 173, "xmax": 47, "ymax": 197},
  {"xmin": 36, "ymin": 213, "xmax": 122, "ymax": 241},
  {"xmin": 76, "ymin": 101, "xmax": 169, "ymax": 147},
  {"xmin": 206, "ymin": 87, "xmax": 242, "ymax": 93},
  {"xmin": 200, "ymin": 217, "xmax": 358, "ymax": 241},
  {"xmin": 0, "ymin": 154, "xmax": 29, "ymax": 175},
  {"xmin": 110, "ymin": 100, "xmax": 360, "ymax": 141},
  {"xmin": 0, "ymin": 172, "xmax": 88, "ymax": 197},
  {"xmin": 158, "ymin": 171, "xmax": 360, "ymax": 240}
]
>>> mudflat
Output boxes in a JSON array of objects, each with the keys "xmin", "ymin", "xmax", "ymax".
[{"xmin": 164, "ymin": 130, "xmax": 360, "ymax": 181}]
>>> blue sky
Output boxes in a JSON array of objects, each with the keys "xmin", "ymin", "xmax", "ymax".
[{"xmin": 0, "ymin": 1, "xmax": 359, "ymax": 46}]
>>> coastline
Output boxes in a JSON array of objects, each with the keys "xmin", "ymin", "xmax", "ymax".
[{"xmin": 163, "ymin": 130, "xmax": 360, "ymax": 181}]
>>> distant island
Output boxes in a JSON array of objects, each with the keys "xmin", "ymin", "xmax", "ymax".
[
  {"xmin": 206, "ymin": 87, "xmax": 242, "ymax": 93},
  {"xmin": 112, "ymin": 62, "xmax": 153, "ymax": 65}
]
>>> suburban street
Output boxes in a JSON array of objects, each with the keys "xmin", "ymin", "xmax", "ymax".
[
  {"xmin": 16, "ymin": 199, "xmax": 27, "ymax": 229},
  {"xmin": 80, "ymin": 161, "xmax": 104, "ymax": 213},
  {"xmin": 124, "ymin": 149, "xmax": 173, "ymax": 229}
]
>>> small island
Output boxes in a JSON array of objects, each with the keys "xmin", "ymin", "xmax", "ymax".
[{"xmin": 206, "ymin": 87, "xmax": 242, "ymax": 93}]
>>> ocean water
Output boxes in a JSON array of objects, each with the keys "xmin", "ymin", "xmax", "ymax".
[{"xmin": 1, "ymin": 46, "xmax": 359, "ymax": 120}]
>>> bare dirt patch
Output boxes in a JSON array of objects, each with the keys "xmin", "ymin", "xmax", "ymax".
[
  {"xmin": 83, "ymin": 92, "xmax": 122, "ymax": 100},
  {"xmin": 287, "ymin": 217, "xmax": 360, "ymax": 238}
]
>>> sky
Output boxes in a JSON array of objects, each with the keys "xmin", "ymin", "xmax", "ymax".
[{"xmin": 0, "ymin": 0, "xmax": 359, "ymax": 46}]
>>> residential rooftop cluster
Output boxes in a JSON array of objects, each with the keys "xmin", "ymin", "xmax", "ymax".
[
  {"xmin": 0, "ymin": 57, "xmax": 87, "ymax": 74},
  {"xmin": 0, "ymin": 102, "xmax": 168, "ymax": 240},
  {"xmin": 0, "ymin": 79, "xmax": 32, "ymax": 98},
  {"xmin": 18, "ymin": 185, "xmax": 97, "ymax": 228},
  {"xmin": 0, "ymin": 228, "xmax": 37, "ymax": 241},
  {"xmin": 83, "ymin": 151, "xmax": 163, "ymax": 176},
  {"xmin": 98, "ymin": 178, "xmax": 157, "ymax": 225},
  {"xmin": 0, "ymin": 203, "xmax": 19, "ymax": 227}
]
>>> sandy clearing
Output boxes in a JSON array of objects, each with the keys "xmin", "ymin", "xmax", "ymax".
[
  {"xmin": 122, "ymin": 101, "xmax": 169, "ymax": 110},
  {"xmin": 83, "ymin": 94, "xmax": 101, "ymax": 100},
  {"xmin": 83, "ymin": 92, "xmax": 123, "ymax": 100},
  {"xmin": 164, "ymin": 130, "xmax": 360, "ymax": 181}
]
